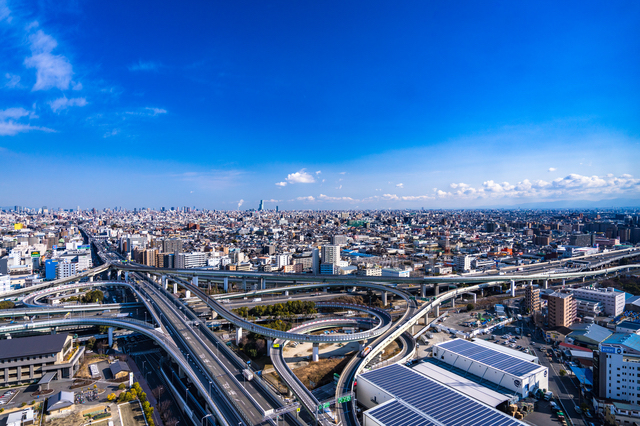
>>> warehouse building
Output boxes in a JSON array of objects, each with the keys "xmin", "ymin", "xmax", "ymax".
[
  {"xmin": 357, "ymin": 364, "xmax": 528, "ymax": 426},
  {"xmin": 0, "ymin": 334, "xmax": 84, "ymax": 387},
  {"xmin": 432, "ymin": 339, "xmax": 548, "ymax": 398}
]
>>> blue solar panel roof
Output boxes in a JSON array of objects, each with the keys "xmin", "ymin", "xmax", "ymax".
[
  {"xmin": 361, "ymin": 364, "xmax": 527, "ymax": 426},
  {"xmin": 367, "ymin": 400, "xmax": 439, "ymax": 426},
  {"xmin": 437, "ymin": 339, "xmax": 543, "ymax": 378}
]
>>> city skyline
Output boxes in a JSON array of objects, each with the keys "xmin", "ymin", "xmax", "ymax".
[{"xmin": 1, "ymin": 1, "xmax": 639, "ymax": 209}]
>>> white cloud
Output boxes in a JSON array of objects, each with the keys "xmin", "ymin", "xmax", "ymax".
[
  {"xmin": 315, "ymin": 170, "xmax": 321, "ymax": 174},
  {"xmin": 4, "ymin": 73, "xmax": 20, "ymax": 88},
  {"xmin": 548, "ymin": 167, "xmax": 556, "ymax": 172},
  {"xmin": 336, "ymin": 185, "xmax": 342, "ymax": 190},
  {"xmin": 396, "ymin": 183, "xmax": 404, "ymax": 188},
  {"xmin": 24, "ymin": 29, "xmax": 75, "ymax": 91},
  {"xmin": 0, "ymin": 107, "xmax": 30, "ymax": 121},
  {"xmin": 0, "ymin": 107, "xmax": 53, "ymax": 136},
  {"xmin": 296, "ymin": 196, "xmax": 315, "ymax": 202},
  {"xmin": 275, "ymin": 182, "xmax": 287, "ymax": 187},
  {"xmin": 318, "ymin": 194, "xmax": 355, "ymax": 202},
  {"xmin": 339, "ymin": 171, "xmax": 347, "ymax": 175},
  {"xmin": 0, "ymin": 0, "xmax": 11, "ymax": 22},
  {"xmin": 285, "ymin": 169, "xmax": 315, "ymax": 184},
  {"xmin": 49, "ymin": 97, "xmax": 87, "ymax": 112},
  {"xmin": 128, "ymin": 60, "xmax": 161, "ymax": 72},
  {"xmin": 0, "ymin": 121, "xmax": 54, "ymax": 136},
  {"xmin": 237, "ymin": 199, "xmax": 244, "ymax": 209},
  {"xmin": 72, "ymin": 82, "xmax": 83, "ymax": 90},
  {"xmin": 145, "ymin": 107, "xmax": 167, "ymax": 116},
  {"xmin": 103, "ymin": 129, "xmax": 119, "ymax": 138}
]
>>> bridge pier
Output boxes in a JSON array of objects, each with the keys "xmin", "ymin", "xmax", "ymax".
[
  {"xmin": 185, "ymin": 290, "xmax": 191, "ymax": 299},
  {"xmin": 544, "ymin": 280, "xmax": 548, "ymax": 290},
  {"xmin": 424, "ymin": 312, "xmax": 429, "ymax": 325},
  {"xmin": 162, "ymin": 275, "xmax": 167, "ymax": 290},
  {"xmin": 435, "ymin": 305, "xmax": 439, "ymax": 317},
  {"xmin": 562, "ymin": 279, "xmax": 566, "ymax": 287},
  {"xmin": 173, "ymin": 283, "xmax": 178, "ymax": 294},
  {"xmin": 260, "ymin": 278, "xmax": 266, "ymax": 290},
  {"xmin": 223, "ymin": 277, "xmax": 229, "ymax": 292},
  {"xmin": 267, "ymin": 339, "xmax": 273, "ymax": 357},
  {"xmin": 421, "ymin": 283, "xmax": 426, "ymax": 298},
  {"xmin": 89, "ymin": 276, "xmax": 94, "ymax": 282},
  {"xmin": 381, "ymin": 291, "xmax": 388, "ymax": 306},
  {"xmin": 124, "ymin": 271, "xmax": 129, "ymax": 282},
  {"xmin": 452, "ymin": 297, "xmax": 455, "ymax": 308},
  {"xmin": 75, "ymin": 288, "xmax": 80, "ymax": 293},
  {"xmin": 108, "ymin": 327, "xmax": 114, "ymax": 346},
  {"xmin": 117, "ymin": 270, "xmax": 122, "ymax": 280},
  {"xmin": 510, "ymin": 280, "xmax": 516, "ymax": 297},
  {"xmin": 582, "ymin": 276, "xmax": 586, "ymax": 282},
  {"xmin": 434, "ymin": 285, "xmax": 440, "ymax": 297},
  {"xmin": 242, "ymin": 278, "xmax": 247, "ymax": 291},
  {"xmin": 192, "ymin": 276, "xmax": 198, "ymax": 287},
  {"xmin": 285, "ymin": 290, "xmax": 289, "ymax": 296},
  {"xmin": 312, "ymin": 343, "xmax": 319, "ymax": 362},
  {"xmin": 235, "ymin": 327, "xmax": 243, "ymax": 345}
]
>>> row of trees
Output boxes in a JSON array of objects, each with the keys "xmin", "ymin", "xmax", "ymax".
[
  {"xmin": 234, "ymin": 300, "xmax": 316, "ymax": 319},
  {"xmin": 109, "ymin": 382, "xmax": 155, "ymax": 426}
]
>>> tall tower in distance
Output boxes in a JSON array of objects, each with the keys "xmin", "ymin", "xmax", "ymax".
[{"xmin": 258, "ymin": 200, "xmax": 265, "ymax": 211}]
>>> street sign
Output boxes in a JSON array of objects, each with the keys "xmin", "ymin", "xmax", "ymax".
[
  {"xmin": 317, "ymin": 402, "xmax": 330, "ymax": 411},
  {"xmin": 337, "ymin": 396, "xmax": 352, "ymax": 403},
  {"xmin": 296, "ymin": 408, "xmax": 300, "ymax": 413}
]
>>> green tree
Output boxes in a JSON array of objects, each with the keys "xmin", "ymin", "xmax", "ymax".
[
  {"xmin": 466, "ymin": 303, "xmax": 475, "ymax": 312},
  {"xmin": 559, "ymin": 369, "xmax": 567, "ymax": 377},
  {"xmin": 118, "ymin": 383, "xmax": 126, "ymax": 390},
  {"xmin": 107, "ymin": 393, "xmax": 116, "ymax": 402}
]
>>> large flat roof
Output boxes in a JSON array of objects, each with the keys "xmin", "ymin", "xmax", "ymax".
[
  {"xmin": 412, "ymin": 362, "xmax": 511, "ymax": 407},
  {"xmin": 436, "ymin": 339, "xmax": 545, "ymax": 378},
  {"xmin": 0, "ymin": 334, "xmax": 68, "ymax": 360},
  {"xmin": 360, "ymin": 364, "xmax": 527, "ymax": 426}
]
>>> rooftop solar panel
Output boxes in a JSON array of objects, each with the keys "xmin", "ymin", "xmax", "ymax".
[
  {"xmin": 437, "ymin": 339, "xmax": 542, "ymax": 378},
  {"xmin": 367, "ymin": 400, "xmax": 439, "ymax": 426},
  {"xmin": 361, "ymin": 364, "xmax": 527, "ymax": 426}
]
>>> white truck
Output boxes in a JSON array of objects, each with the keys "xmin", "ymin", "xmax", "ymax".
[{"xmin": 242, "ymin": 369, "xmax": 253, "ymax": 381}]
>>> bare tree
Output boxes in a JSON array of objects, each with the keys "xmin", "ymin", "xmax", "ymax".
[{"xmin": 152, "ymin": 386, "xmax": 165, "ymax": 401}]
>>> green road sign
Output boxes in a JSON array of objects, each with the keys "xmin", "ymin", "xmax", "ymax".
[
  {"xmin": 410, "ymin": 296, "xmax": 416, "ymax": 300},
  {"xmin": 337, "ymin": 396, "xmax": 352, "ymax": 403},
  {"xmin": 318, "ymin": 402, "xmax": 331, "ymax": 411}
]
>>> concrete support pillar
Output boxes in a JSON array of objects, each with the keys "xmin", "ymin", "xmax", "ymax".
[
  {"xmin": 421, "ymin": 283, "xmax": 426, "ymax": 299},
  {"xmin": 75, "ymin": 288, "xmax": 80, "ymax": 293},
  {"xmin": 382, "ymin": 291, "xmax": 388, "ymax": 306},
  {"xmin": 162, "ymin": 275, "xmax": 167, "ymax": 290},
  {"xmin": 117, "ymin": 270, "xmax": 122, "ymax": 280},
  {"xmin": 223, "ymin": 277, "xmax": 229, "ymax": 292},
  {"xmin": 235, "ymin": 327, "xmax": 243, "ymax": 345},
  {"xmin": 510, "ymin": 280, "xmax": 516, "ymax": 297},
  {"xmin": 89, "ymin": 276, "xmax": 94, "ymax": 282},
  {"xmin": 411, "ymin": 324, "xmax": 415, "ymax": 335},
  {"xmin": 359, "ymin": 341, "xmax": 366, "ymax": 351},
  {"xmin": 435, "ymin": 305, "xmax": 440, "ymax": 317},
  {"xmin": 192, "ymin": 276, "xmax": 198, "ymax": 287},
  {"xmin": 108, "ymin": 327, "xmax": 114, "ymax": 346},
  {"xmin": 424, "ymin": 312, "xmax": 429, "ymax": 325},
  {"xmin": 173, "ymin": 283, "xmax": 178, "ymax": 294},
  {"xmin": 435, "ymin": 285, "xmax": 440, "ymax": 296},
  {"xmin": 124, "ymin": 272, "xmax": 129, "ymax": 282},
  {"xmin": 260, "ymin": 278, "xmax": 266, "ymax": 290},
  {"xmin": 242, "ymin": 278, "xmax": 247, "ymax": 291},
  {"xmin": 323, "ymin": 287, "xmax": 328, "ymax": 293},
  {"xmin": 146, "ymin": 272, "xmax": 151, "ymax": 279},
  {"xmin": 312, "ymin": 343, "xmax": 319, "ymax": 362},
  {"xmin": 267, "ymin": 339, "xmax": 273, "ymax": 357},
  {"xmin": 582, "ymin": 276, "xmax": 586, "ymax": 282},
  {"xmin": 452, "ymin": 297, "xmax": 455, "ymax": 308},
  {"xmin": 285, "ymin": 290, "xmax": 289, "ymax": 296},
  {"xmin": 185, "ymin": 290, "xmax": 191, "ymax": 299},
  {"xmin": 544, "ymin": 280, "xmax": 549, "ymax": 290}
]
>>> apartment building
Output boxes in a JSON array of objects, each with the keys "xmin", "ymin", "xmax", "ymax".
[
  {"xmin": 548, "ymin": 292, "xmax": 576, "ymax": 328},
  {"xmin": 572, "ymin": 287, "xmax": 625, "ymax": 317}
]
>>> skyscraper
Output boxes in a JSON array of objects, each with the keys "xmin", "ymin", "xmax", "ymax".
[{"xmin": 258, "ymin": 200, "xmax": 265, "ymax": 211}]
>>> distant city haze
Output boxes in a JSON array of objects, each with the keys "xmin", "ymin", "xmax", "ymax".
[{"xmin": 0, "ymin": 1, "xmax": 638, "ymax": 209}]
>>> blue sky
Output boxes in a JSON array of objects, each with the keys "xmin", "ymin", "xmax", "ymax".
[{"xmin": 1, "ymin": 0, "xmax": 639, "ymax": 210}]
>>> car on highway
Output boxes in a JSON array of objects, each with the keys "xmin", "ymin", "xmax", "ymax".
[{"xmin": 574, "ymin": 405, "xmax": 582, "ymax": 414}]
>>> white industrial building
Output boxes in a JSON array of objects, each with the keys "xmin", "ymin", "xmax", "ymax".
[
  {"xmin": 572, "ymin": 287, "xmax": 625, "ymax": 317},
  {"xmin": 357, "ymin": 364, "xmax": 528, "ymax": 426},
  {"xmin": 432, "ymin": 338, "xmax": 548, "ymax": 397},
  {"xmin": 596, "ymin": 333, "xmax": 640, "ymax": 404}
]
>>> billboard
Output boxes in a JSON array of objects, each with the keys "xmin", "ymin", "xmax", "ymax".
[
  {"xmin": 31, "ymin": 251, "xmax": 40, "ymax": 258},
  {"xmin": 77, "ymin": 244, "xmax": 91, "ymax": 250},
  {"xmin": 600, "ymin": 345, "xmax": 621, "ymax": 354}
]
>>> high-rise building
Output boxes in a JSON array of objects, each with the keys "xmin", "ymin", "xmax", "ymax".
[
  {"xmin": 453, "ymin": 255, "xmax": 473, "ymax": 272},
  {"xmin": 258, "ymin": 200, "xmax": 265, "ymax": 211},
  {"xmin": 163, "ymin": 238, "xmax": 182, "ymax": 254},
  {"xmin": 331, "ymin": 235, "xmax": 347, "ymax": 246},
  {"xmin": 321, "ymin": 245, "xmax": 340, "ymax": 265},
  {"xmin": 525, "ymin": 285, "xmax": 540, "ymax": 312},
  {"xmin": 569, "ymin": 233, "xmax": 596, "ymax": 247},
  {"xmin": 547, "ymin": 292, "xmax": 576, "ymax": 328}
]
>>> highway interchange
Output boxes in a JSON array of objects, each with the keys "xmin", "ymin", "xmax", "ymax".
[{"xmin": 2, "ymin": 235, "xmax": 640, "ymax": 426}]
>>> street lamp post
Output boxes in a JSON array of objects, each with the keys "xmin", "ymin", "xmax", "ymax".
[{"xmin": 200, "ymin": 414, "xmax": 212, "ymax": 426}]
